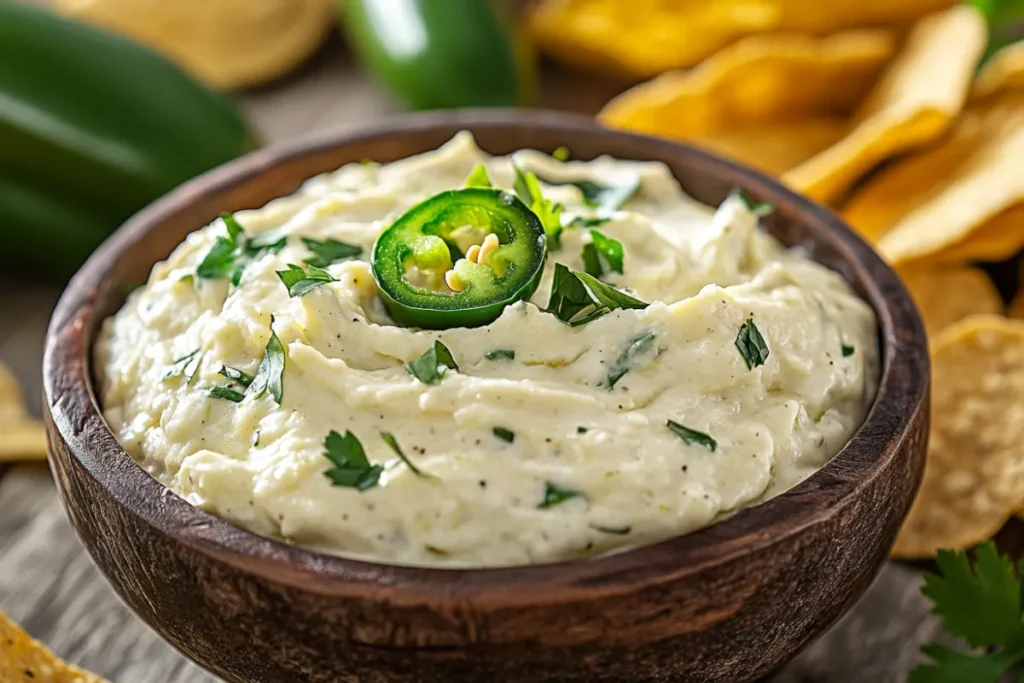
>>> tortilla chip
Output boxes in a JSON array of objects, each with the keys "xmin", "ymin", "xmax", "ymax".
[
  {"xmin": 973, "ymin": 40, "xmax": 1024, "ymax": 101},
  {"xmin": 0, "ymin": 610, "xmax": 109, "ymax": 682},
  {"xmin": 0, "ymin": 362, "xmax": 47, "ymax": 462},
  {"xmin": 893, "ymin": 316, "xmax": 1024, "ymax": 559},
  {"xmin": 529, "ymin": 0, "xmax": 953, "ymax": 77},
  {"xmin": 843, "ymin": 94, "xmax": 1024, "ymax": 266},
  {"xmin": 898, "ymin": 265, "xmax": 1003, "ymax": 338},
  {"xmin": 599, "ymin": 30, "xmax": 897, "ymax": 174},
  {"xmin": 783, "ymin": 5, "xmax": 985, "ymax": 203}
]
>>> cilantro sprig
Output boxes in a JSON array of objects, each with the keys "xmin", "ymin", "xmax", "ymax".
[
  {"xmin": 276, "ymin": 263, "xmax": 337, "ymax": 297},
  {"xmin": 301, "ymin": 237, "xmax": 361, "ymax": 268},
  {"xmin": 196, "ymin": 213, "xmax": 286, "ymax": 286},
  {"xmin": 408, "ymin": 341, "xmax": 459, "ymax": 384},
  {"xmin": 912, "ymin": 542, "xmax": 1024, "ymax": 683},
  {"xmin": 248, "ymin": 321, "xmax": 286, "ymax": 404},
  {"xmin": 546, "ymin": 263, "xmax": 648, "ymax": 326},
  {"xmin": 322, "ymin": 430, "xmax": 383, "ymax": 491},
  {"xmin": 735, "ymin": 318, "xmax": 770, "ymax": 369},
  {"xmin": 533, "ymin": 171, "xmax": 640, "ymax": 214},
  {"xmin": 581, "ymin": 229, "xmax": 625, "ymax": 278}
]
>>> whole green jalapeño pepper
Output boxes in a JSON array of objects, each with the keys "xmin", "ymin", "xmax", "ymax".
[{"xmin": 371, "ymin": 188, "xmax": 546, "ymax": 329}]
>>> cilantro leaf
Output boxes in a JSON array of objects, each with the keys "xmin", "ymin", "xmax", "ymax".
[
  {"xmin": 732, "ymin": 188, "xmax": 774, "ymax": 217},
  {"xmin": 534, "ymin": 171, "xmax": 640, "ymax": 214},
  {"xmin": 217, "ymin": 365, "xmax": 254, "ymax": 388},
  {"xmin": 538, "ymin": 481, "xmax": 585, "ymax": 509},
  {"xmin": 485, "ymin": 349, "xmax": 516, "ymax": 361},
  {"xmin": 546, "ymin": 263, "xmax": 648, "ymax": 326},
  {"xmin": 567, "ymin": 215, "xmax": 612, "ymax": 229},
  {"xmin": 301, "ymin": 236, "xmax": 361, "ymax": 268},
  {"xmin": 208, "ymin": 386, "xmax": 245, "ymax": 402},
  {"xmin": 735, "ymin": 318, "xmax": 770, "ymax": 369},
  {"xmin": 667, "ymin": 420, "xmax": 717, "ymax": 451},
  {"xmin": 196, "ymin": 235, "xmax": 241, "ymax": 282},
  {"xmin": 492, "ymin": 427, "xmax": 515, "ymax": 443},
  {"xmin": 381, "ymin": 431, "xmax": 431, "ymax": 478},
  {"xmin": 581, "ymin": 229, "xmax": 624, "ymax": 278},
  {"xmin": 165, "ymin": 349, "xmax": 201, "ymax": 383},
  {"xmin": 276, "ymin": 263, "xmax": 337, "ymax": 297},
  {"xmin": 910, "ymin": 643, "xmax": 1020, "ymax": 683},
  {"xmin": 464, "ymin": 163, "xmax": 493, "ymax": 188},
  {"xmin": 197, "ymin": 213, "xmax": 288, "ymax": 285},
  {"xmin": 408, "ymin": 341, "xmax": 459, "ymax": 384},
  {"xmin": 590, "ymin": 523, "xmax": 631, "ymax": 535},
  {"xmin": 604, "ymin": 330, "xmax": 657, "ymax": 389},
  {"xmin": 513, "ymin": 165, "xmax": 564, "ymax": 250},
  {"xmin": 248, "ymin": 319, "xmax": 286, "ymax": 404},
  {"xmin": 322, "ymin": 430, "xmax": 383, "ymax": 491},
  {"xmin": 842, "ymin": 344, "xmax": 855, "ymax": 357}
]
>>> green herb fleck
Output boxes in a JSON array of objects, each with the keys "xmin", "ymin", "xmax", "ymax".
[
  {"xmin": 513, "ymin": 165, "xmax": 564, "ymax": 250},
  {"xmin": 208, "ymin": 386, "xmax": 245, "ymax": 403},
  {"xmin": 971, "ymin": 0, "xmax": 1024, "ymax": 67},
  {"xmin": 165, "ymin": 349, "xmax": 201, "ymax": 383},
  {"xmin": 581, "ymin": 229, "xmax": 625, "ymax": 278},
  {"xmin": 408, "ymin": 341, "xmax": 459, "ymax": 384},
  {"xmin": 546, "ymin": 263, "xmax": 648, "ymax": 326},
  {"xmin": 464, "ymin": 163, "xmax": 493, "ymax": 188},
  {"xmin": 667, "ymin": 420, "xmax": 717, "ymax": 452},
  {"xmin": 381, "ymin": 431, "xmax": 431, "ymax": 478},
  {"xmin": 590, "ymin": 523, "xmax": 632, "ymax": 535},
  {"xmin": 217, "ymin": 365, "xmax": 254, "ymax": 388},
  {"xmin": 910, "ymin": 542, "xmax": 1024, "ymax": 683},
  {"xmin": 322, "ymin": 430, "xmax": 383, "ymax": 491},
  {"xmin": 842, "ymin": 344, "xmax": 855, "ymax": 357},
  {"xmin": 539, "ymin": 481, "xmax": 586, "ymax": 509},
  {"xmin": 485, "ymin": 349, "xmax": 516, "ymax": 361},
  {"xmin": 492, "ymin": 427, "xmax": 515, "ymax": 443},
  {"xmin": 301, "ymin": 236, "xmax": 361, "ymax": 268},
  {"xmin": 577, "ymin": 426, "xmax": 590, "ymax": 434},
  {"xmin": 552, "ymin": 146, "xmax": 571, "ymax": 162},
  {"xmin": 735, "ymin": 318, "xmax": 770, "ymax": 369},
  {"xmin": 197, "ymin": 213, "xmax": 287, "ymax": 286},
  {"xmin": 604, "ymin": 330, "xmax": 658, "ymax": 389},
  {"xmin": 534, "ymin": 171, "xmax": 640, "ymax": 213},
  {"xmin": 425, "ymin": 544, "xmax": 450, "ymax": 556},
  {"xmin": 732, "ymin": 188, "xmax": 774, "ymax": 217},
  {"xmin": 567, "ymin": 215, "xmax": 612, "ymax": 229},
  {"xmin": 248, "ymin": 319, "xmax": 286, "ymax": 404},
  {"xmin": 276, "ymin": 263, "xmax": 337, "ymax": 297}
]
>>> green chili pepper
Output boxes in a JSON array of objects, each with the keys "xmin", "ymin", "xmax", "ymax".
[{"xmin": 371, "ymin": 188, "xmax": 546, "ymax": 329}]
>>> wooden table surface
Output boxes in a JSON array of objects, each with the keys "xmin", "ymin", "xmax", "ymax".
[{"xmin": 0, "ymin": 41, "xmax": 947, "ymax": 682}]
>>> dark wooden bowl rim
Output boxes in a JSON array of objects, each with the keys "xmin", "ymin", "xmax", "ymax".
[{"xmin": 43, "ymin": 109, "xmax": 928, "ymax": 609}]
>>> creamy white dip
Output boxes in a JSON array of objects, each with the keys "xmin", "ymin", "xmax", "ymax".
[{"xmin": 97, "ymin": 133, "xmax": 879, "ymax": 567}]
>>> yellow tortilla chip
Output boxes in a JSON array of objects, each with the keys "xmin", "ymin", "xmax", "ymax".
[
  {"xmin": 898, "ymin": 265, "xmax": 1003, "ymax": 337},
  {"xmin": 0, "ymin": 362, "xmax": 47, "ymax": 462},
  {"xmin": 783, "ymin": 5, "xmax": 985, "ymax": 203},
  {"xmin": 893, "ymin": 316, "xmax": 1024, "ymax": 558},
  {"xmin": 973, "ymin": 40, "xmax": 1024, "ymax": 101},
  {"xmin": 843, "ymin": 94, "xmax": 1024, "ymax": 266},
  {"xmin": 599, "ymin": 30, "xmax": 897, "ymax": 175},
  {"xmin": 0, "ymin": 610, "xmax": 109, "ymax": 682},
  {"xmin": 529, "ymin": 0, "xmax": 953, "ymax": 77}
]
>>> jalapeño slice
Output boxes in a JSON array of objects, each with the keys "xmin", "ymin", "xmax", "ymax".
[{"xmin": 371, "ymin": 188, "xmax": 546, "ymax": 329}]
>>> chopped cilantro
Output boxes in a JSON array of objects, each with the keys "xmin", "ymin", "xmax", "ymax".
[
  {"xmin": 217, "ymin": 365, "xmax": 254, "ymax": 388},
  {"xmin": 667, "ymin": 420, "xmax": 717, "ymax": 452},
  {"xmin": 408, "ymin": 341, "xmax": 459, "ymax": 384},
  {"xmin": 910, "ymin": 542, "xmax": 1024, "ymax": 682},
  {"xmin": 276, "ymin": 263, "xmax": 337, "ymax": 297},
  {"xmin": 513, "ymin": 165, "xmax": 564, "ymax": 250},
  {"xmin": 322, "ymin": 430, "xmax": 383, "ymax": 491},
  {"xmin": 732, "ymin": 188, "xmax": 774, "ymax": 217},
  {"xmin": 604, "ymin": 330, "xmax": 657, "ymax": 389},
  {"xmin": 735, "ymin": 318, "xmax": 770, "ymax": 369},
  {"xmin": 842, "ymin": 344, "xmax": 855, "ymax": 357},
  {"xmin": 581, "ymin": 229, "xmax": 624, "ymax": 278},
  {"xmin": 566, "ymin": 215, "xmax": 612, "ymax": 229},
  {"xmin": 485, "ymin": 348, "xmax": 516, "ymax": 361},
  {"xmin": 208, "ymin": 386, "xmax": 245, "ymax": 402},
  {"xmin": 464, "ymin": 163, "xmax": 493, "ymax": 188},
  {"xmin": 380, "ymin": 431, "xmax": 431, "ymax": 478},
  {"xmin": 546, "ymin": 263, "xmax": 648, "ymax": 326},
  {"xmin": 492, "ymin": 427, "xmax": 515, "ymax": 443},
  {"xmin": 197, "ymin": 213, "xmax": 287, "ymax": 286},
  {"xmin": 534, "ymin": 171, "xmax": 640, "ymax": 213},
  {"xmin": 248, "ymin": 318, "xmax": 286, "ymax": 404},
  {"xmin": 165, "ymin": 349, "xmax": 201, "ymax": 383},
  {"xmin": 590, "ymin": 523, "xmax": 631, "ymax": 535},
  {"xmin": 538, "ymin": 481, "xmax": 585, "ymax": 509},
  {"xmin": 301, "ymin": 236, "xmax": 361, "ymax": 268}
]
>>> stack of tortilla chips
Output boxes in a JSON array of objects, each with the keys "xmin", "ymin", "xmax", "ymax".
[{"xmin": 533, "ymin": 0, "xmax": 1024, "ymax": 559}]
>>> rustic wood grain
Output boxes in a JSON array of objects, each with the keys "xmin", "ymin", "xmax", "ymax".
[{"xmin": 2, "ymin": 40, "xmax": 938, "ymax": 683}]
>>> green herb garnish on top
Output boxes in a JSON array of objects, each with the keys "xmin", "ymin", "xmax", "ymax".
[
  {"xmin": 842, "ymin": 344, "xmax": 855, "ymax": 357},
  {"xmin": 485, "ymin": 348, "xmax": 516, "ymax": 361},
  {"xmin": 732, "ymin": 188, "xmax": 774, "ymax": 217},
  {"xmin": 197, "ymin": 212, "xmax": 287, "ymax": 286},
  {"xmin": 735, "ymin": 318, "xmax": 770, "ymax": 369},
  {"xmin": 322, "ymin": 430, "xmax": 383, "ymax": 491},
  {"xmin": 533, "ymin": 171, "xmax": 640, "ymax": 214},
  {"xmin": 910, "ymin": 542, "xmax": 1024, "ymax": 683},
  {"xmin": 492, "ymin": 426, "xmax": 515, "ymax": 443},
  {"xmin": 604, "ymin": 330, "xmax": 657, "ymax": 389},
  {"xmin": 165, "ymin": 349, "xmax": 201, "ymax": 383},
  {"xmin": 301, "ymin": 237, "xmax": 361, "ymax": 268},
  {"xmin": 248, "ymin": 318, "xmax": 286, "ymax": 404},
  {"xmin": 276, "ymin": 263, "xmax": 337, "ymax": 297},
  {"xmin": 380, "ymin": 432, "xmax": 432, "ymax": 478},
  {"xmin": 514, "ymin": 165, "xmax": 565, "ymax": 250},
  {"xmin": 408, "ymin": 341, "xmax": 459, "ymax": 385},
  {"xmin": 581, "ymin": 229, "xmax": 624, "ymax": 278},
  {"xmin": 667, "ymin": 420, "xmax": 717, "ymax": 452},
  {"xmin": 538, "ymin": 481, "xmax": 585, "ymax": 509},
  {"xmin": 546, "ymin": 263, "xmax": 648, "ymax": 326}
]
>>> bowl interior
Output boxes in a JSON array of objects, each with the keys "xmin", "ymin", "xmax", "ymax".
[{"xmin": 47, "ymin": 109, "xmax": 927, "ymax": 595}]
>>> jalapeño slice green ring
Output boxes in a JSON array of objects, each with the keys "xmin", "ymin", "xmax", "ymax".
[{"xmin": 371, "ymin": 188, "xmax": 546, "ymax": 329}]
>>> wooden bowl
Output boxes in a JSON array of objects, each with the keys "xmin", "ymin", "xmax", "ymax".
[{"xmin": 42, "ymin": 110, "xmax": 929, "ymax": 683}]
